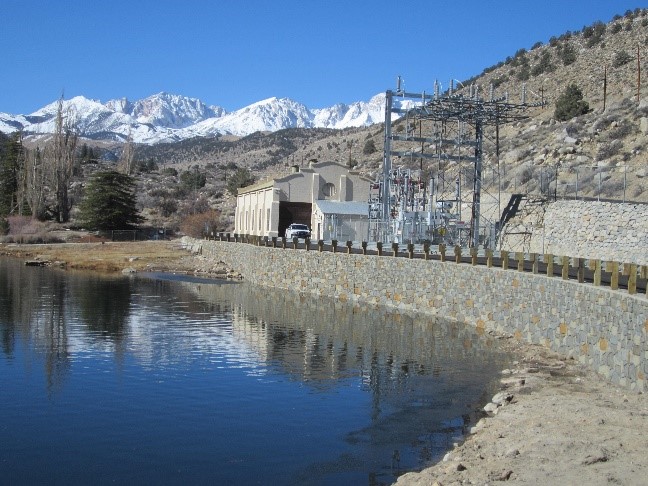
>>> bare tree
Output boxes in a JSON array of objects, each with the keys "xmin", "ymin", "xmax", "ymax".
[
  {"xmin": 23, "ymin": 146, "xmax": 47, "ymax": 219},
  {"xmin": 119, "ymin": 131, "xmax": 135, "ymax": 175},
  {"xmin": 44, "ymin": 97, "xmax": 78, "ymax": 222}
]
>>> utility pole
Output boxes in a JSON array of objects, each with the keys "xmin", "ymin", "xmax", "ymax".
[{"xmin": 638, "ymin": 45, "xmax": 642, "ymax": 103}]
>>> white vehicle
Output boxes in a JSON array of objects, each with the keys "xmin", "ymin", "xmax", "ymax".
[{"xmin": 285, "ymin": 223, "xmax": 311, "ymax": 239}]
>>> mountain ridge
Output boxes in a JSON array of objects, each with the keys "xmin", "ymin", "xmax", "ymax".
[{"xmin": 0, "ymin": 92, "xmax": 389, "ymax": 144}]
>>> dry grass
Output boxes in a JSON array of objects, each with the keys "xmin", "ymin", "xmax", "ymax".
[{"xmin": 0, "ymin": 240, "xmax": 194, "ymax": 273}]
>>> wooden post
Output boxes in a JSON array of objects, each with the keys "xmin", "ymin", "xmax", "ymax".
[
  {"xmin": 305, "ymin": 237, "xmax": 311, "ymax": 251},
  {"xmin": 423, "ymin": 241, "xmax": 430, "ymax": 261},
  {"xmin": 346, "ymin": 241, "xmax": 353, "ymax": 254},
  {"xmin": 439, "ymin": 244, "xmax": 446, "ymax": 262},
  {"xmin": 576, "ymin": 258, "xmax": 585, "ymax": 283},
  {"xmin": 272, "ymin": 236, "xmax": 277, "ymax": 248},
  {"xmin": 454, "ymin": 245, "xmax": 462, "ymax": 264},
  {"xmin": 318, "ymin": 239, "xmax": 324, "ymax": 252},
  {"xmin": 594, "ymin": 260, "xmax": 602, "ymax": 286},
  {"xmin": 516, "ymin": 252, "xmax": 525, "ymax": 271},
  {"xmin": 361, "ymin": 241, "xmax": 368, "ymax": 255},
  {"xmin": 392, "ymin": 243, "xmax": 399, "ymax": 257},
  {"xmin": 281, "ymin": 237, "xmax": 287, "ymax": 249},
  {"xmin": 561, "ymin": 256, "xmax": 570, "ymax": 280},
  {"xmin": 377, "ymin": 242, "xmax": 383, "ymax": 256},
  {"xmin": 486, "ymin": 249, "xmax": 493, "ymax": 268},
  {"xmin": 629, "ymin": 264, "xmax": 637, "ymax": 295},
  {"xmin": 332, "ymin": 239, "xmax": 338, "ymax": 253},
  {"xmin": 608, "ymin": 261, "xmax": 619, "ymax": 290},
  {"xmin": 501, "ymin": 250, "xmax": 509, "ymax": 270},
  {"xmin": 470, "ymin": 247, "xmax": 478, "ymax": 266},
  {"xmin": 530, "ymin": 253, "xmax": 538, "ymax": 274},
  {"xmin": 292, "ymin": 237, "xmax": 298, "ymax": 250},
  {"xmin": 545, "ymin": 254, "xmax": 554, "ymax": 277},
  {"xmin": 407, "ymin": 243, "xmax": 414, "ymax": 259}
]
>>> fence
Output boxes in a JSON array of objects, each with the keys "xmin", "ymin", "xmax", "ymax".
[
  {"xmin": 503, "ymin": 163, "xmax": 647, "ymax": 203},
  {"xmin": 99, "ymin": 228, "xmax": 170, "ymax": 241},
  {"xmin": 207, "ymin": 232, "xmax": 648, "ymax": 297}
]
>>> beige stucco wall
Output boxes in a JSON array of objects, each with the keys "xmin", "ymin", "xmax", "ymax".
[
  {"xmin": 235, "ymin": 162, "xmax": 371, "ymax": 237},
  {"xmin": 235, "ymin": 186, "xmax": 277, "ymax": 237}
]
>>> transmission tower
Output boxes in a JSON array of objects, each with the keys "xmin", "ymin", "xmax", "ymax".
[{"xmin": 373, "ymin": 77, "xmax": 544, "ymax": 248}]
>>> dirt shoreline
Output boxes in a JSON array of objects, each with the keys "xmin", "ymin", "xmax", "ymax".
[
  {"xmin": 2, "ymin": 240, "xmax": 647, "ymax": 485},
  {"xmin": 396, "ymin": 339, "xmax": 648, "ymax": 485},
  {"xmin": 0, "ymin": 240, "xmax": 238, "ymax": 278}
]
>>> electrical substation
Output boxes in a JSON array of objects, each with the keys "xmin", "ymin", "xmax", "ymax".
[{"xmin": 370, "ymin": 77, "xmax": 545, "ymax": 248}]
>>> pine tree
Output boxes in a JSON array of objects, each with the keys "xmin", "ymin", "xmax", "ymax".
[
  {"xmin": 78, "ymin": 170, "xmax": 144, "ymax": 230},
  {"xmin": 226, "ymin": 168, "xmax": 255, "ymax": 196},
  {"xmin": 554, "ymin": 83, "xmax": 590, "ymax": 121},
  {"xmin": 363, "ymin": 139, "xmax": 377, "ymax": 155},
  {"xmin": 0, "ymin": 133, "xmax": 23, "ymax": 216}
]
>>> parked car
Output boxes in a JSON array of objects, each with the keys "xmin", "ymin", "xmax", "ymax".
[{"xmin": 285, "ymin": 223, "xmax": 311, "ymax": 239}]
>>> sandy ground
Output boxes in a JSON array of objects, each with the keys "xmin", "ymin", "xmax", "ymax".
[
  {"xmin": 2, "ymin": 240, "xmax": 647, "ymax": 485},
  {"xmin": 396, "ymin": 339, "xmax": 648, "ymax": 486}
]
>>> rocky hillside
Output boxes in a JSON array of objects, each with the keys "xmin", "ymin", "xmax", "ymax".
[{"xmin": 133, "ymin": 9, "xmax": 648, "ymax": 215}]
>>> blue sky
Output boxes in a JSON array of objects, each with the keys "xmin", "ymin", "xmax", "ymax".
[{"xmin": 1, "ymin": 1, "xmax": 644, "ymax": 114}]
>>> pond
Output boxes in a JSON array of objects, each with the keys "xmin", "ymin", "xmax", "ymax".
[{"xmin": 0, "ymin": 258, "xmax": 511, "ymax": 485}]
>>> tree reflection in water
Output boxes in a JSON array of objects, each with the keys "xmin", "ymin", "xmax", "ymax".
[{"xmin": 0, "ymin": 260, "xmax": 512, "ymax": 483}]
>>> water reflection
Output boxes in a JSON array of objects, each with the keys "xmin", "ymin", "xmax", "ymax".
[
  {"xmin": 76, "ymin": 277, "xmax": 132, "ymax": 337},
  {"xmin": 0, "ymin": 258, "xmax": 511, "ymax": 484}
]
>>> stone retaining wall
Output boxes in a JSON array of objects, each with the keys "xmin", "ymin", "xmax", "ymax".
[
  {"xmin": 529, "ymin": 200, "xmax": 648, "ymax": 265},
  {"xmin": 183, "ymin": 237, "xmax": 648, "ymax": 391}
]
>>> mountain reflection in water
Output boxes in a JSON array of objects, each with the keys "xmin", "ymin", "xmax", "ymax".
[{"xmin": 0, "ymin": 258, "xmax": 511, "ymax": 485}]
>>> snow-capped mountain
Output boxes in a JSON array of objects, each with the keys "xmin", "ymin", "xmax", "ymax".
[
  {"xmin": 0, "ymin": 92, "xmax": 396, "ymax": 145},
  {"xmin": 23, "ymin": 96, "xmax": 175, "ymax": 144},
  {"xmin": 110, "ymin": 92, "xmax": 226, "ymax": 129}
]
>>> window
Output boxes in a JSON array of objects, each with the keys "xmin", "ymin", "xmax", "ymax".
[{"xmin": 322, "ymin": 183, "xmax": 337, "ymax": 198}]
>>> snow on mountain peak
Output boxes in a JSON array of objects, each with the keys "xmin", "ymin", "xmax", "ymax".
[{"xmin": 1, "ymin": 92, "xmax": 392, "ymax": 144}]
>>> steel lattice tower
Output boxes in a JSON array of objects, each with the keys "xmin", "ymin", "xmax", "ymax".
[{"xmin": 379, "ymin": 78, "xmax": 544, "ymax": 248}]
